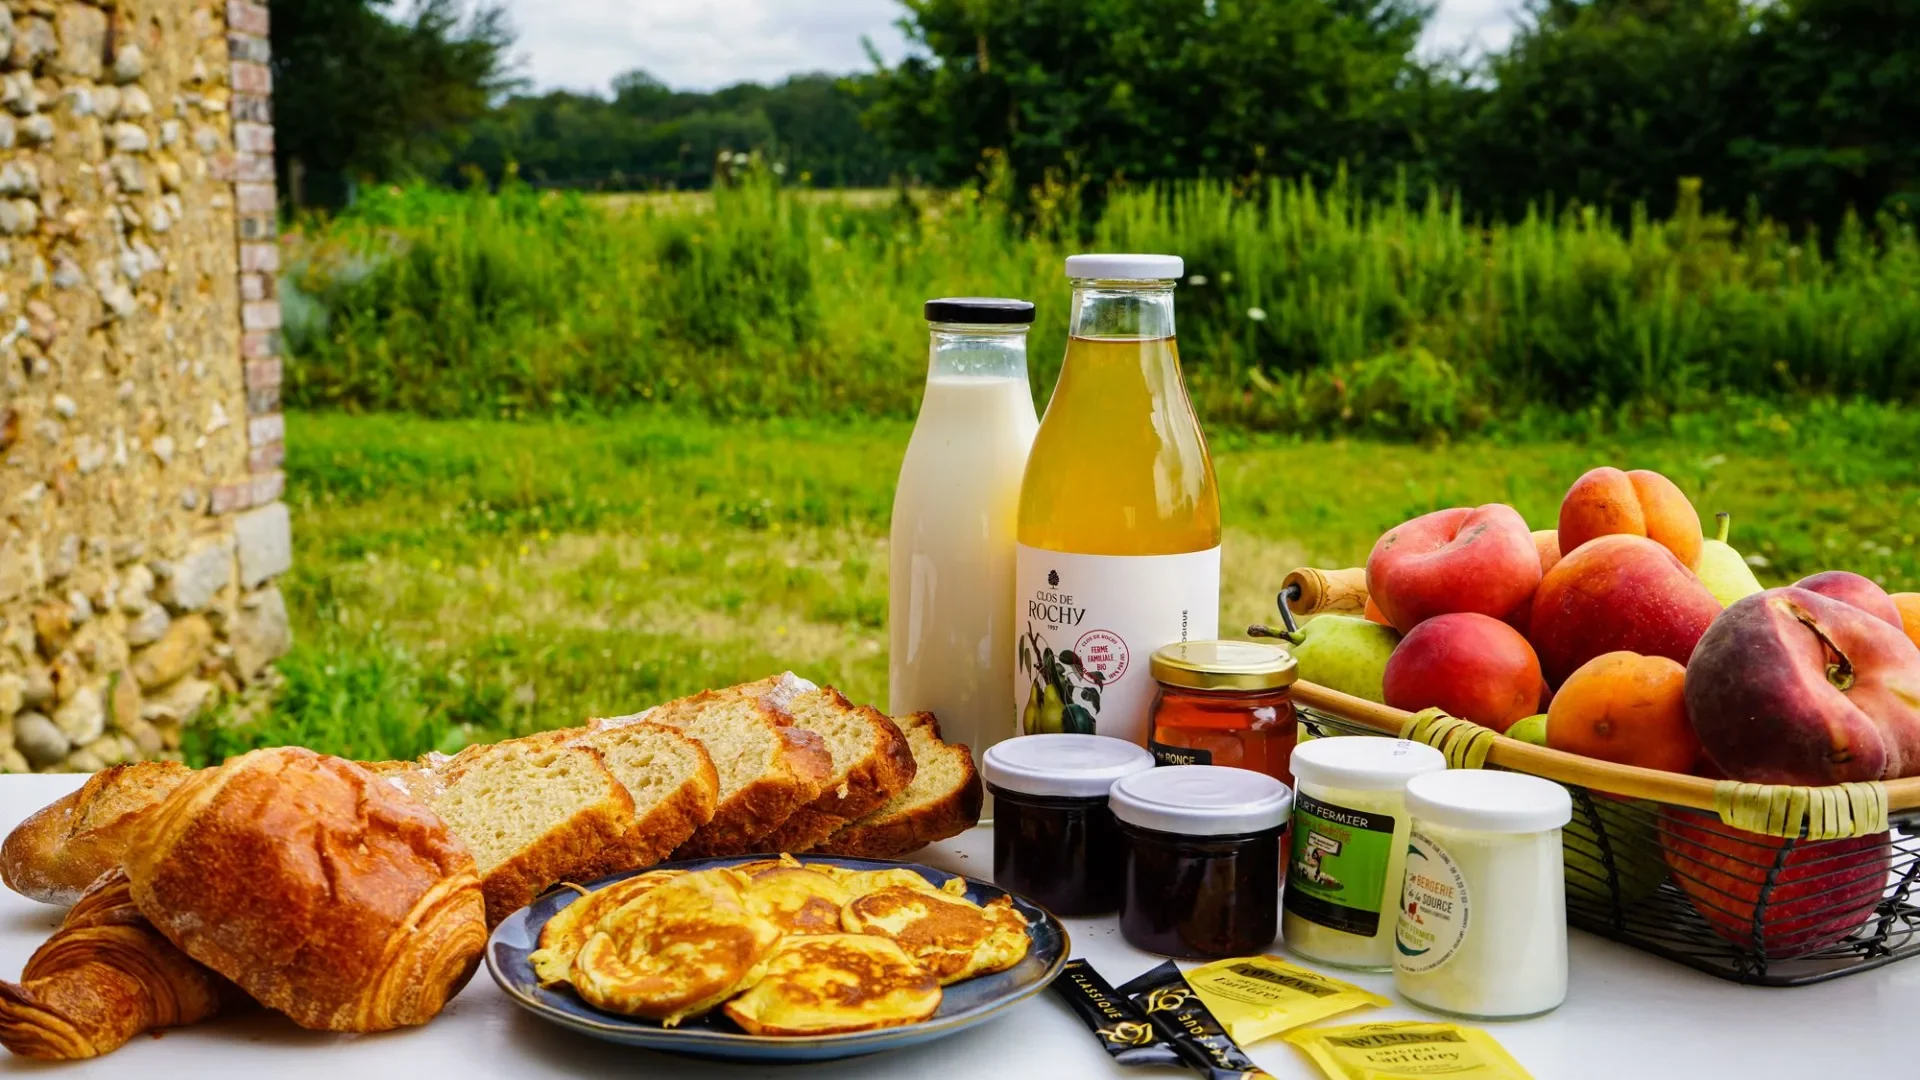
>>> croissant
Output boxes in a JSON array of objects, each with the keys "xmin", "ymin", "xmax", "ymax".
[
  {"xmin": 121, "ymin": 747, "xmax": 490, "ymax": 1032},
  {"xmin": 0, "ymin": 869, "xmax": 225, "ymax": 1059}
]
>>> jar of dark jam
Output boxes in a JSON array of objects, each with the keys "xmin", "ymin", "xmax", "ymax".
[
  {"xmin": 1109, "ymin": 764, "xmax": 1293, "ymax": 958},
  {"xmin": 982, "ymin": 734, "xmax": 1154, "ymax": 916},
  {"xmin": 1147, "ymin": 640, "xmax": 1299, "ymax": 786}
]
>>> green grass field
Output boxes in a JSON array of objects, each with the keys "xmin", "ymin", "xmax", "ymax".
[{"xmin": 190, "ymin": 404, "xmax": 1920, "ymax": 765}]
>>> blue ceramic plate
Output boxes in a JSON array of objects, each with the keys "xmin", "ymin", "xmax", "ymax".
[{"xmin": 485, "ymin": 853, "xmax": 1070, "ymax": 1063}]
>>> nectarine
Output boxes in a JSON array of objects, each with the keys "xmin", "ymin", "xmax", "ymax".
[
  {"xmin": 1382, "ymin": 612, "xmax": 1546, "ymax": 732},
  {"xmin": 1794, "ymin": 570, "xmax": 1903, "ymax": 629},
  {"xmin": 1559, "ymin": 467, "xmax": 1703, "ymax": 568},
  {"xmin": 1366, "ymin": 505, "xmax": 1540, "ymax": 633},
  {"xmin": 1660, "ymin": 807, "xmax": 1889, "ymax": 957},
  {"xmin": 1547, "ymin": 652, "xmax": 1700, "ymax": 773},
  {"xmin": 1529, "ymin": 534, "xmax": 1721, "ymax": 685}
]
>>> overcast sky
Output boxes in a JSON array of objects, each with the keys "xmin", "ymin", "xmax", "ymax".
[{"xmin": 493, "ymin": 0, "xmax": 1526, "ymax": 95}]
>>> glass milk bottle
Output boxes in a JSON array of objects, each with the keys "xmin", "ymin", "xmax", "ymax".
[
  {"xmin": 1015, "ymin": 255, "xmax": 1221, "ymax": 746},
  {"xmin": 889, "ymin": 298, "xmax": 1040, "ymax": 777}
]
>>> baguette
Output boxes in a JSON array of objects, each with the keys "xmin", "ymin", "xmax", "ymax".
[
  {"xmin": 812, "ymin": 712, "xmax": 982, "ymax": 858},
  {"xmin": 1, "ymin": 762, "xmax": 193, "ymax": 907}
]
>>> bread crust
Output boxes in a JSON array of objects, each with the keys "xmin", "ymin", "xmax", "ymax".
[
  {"xmin": 673, "ymin": 720, "xmax": 832, "ymax": 859},
  {"xmin": 456, "ymin": 744, "xmax": 638, "ymax": 925},
  {"xmin": 813, "ymin": 715, "xmax": 983, "ymax": 859},
  {"xmin": 1, "ymin": 762, "xmax": 194, "ymax": 906},
  {"xmin": 575, "ymin": 724, "xmax": 720, "ymax": 877},
  {"xmin": 120, "ymin": 748, "xmax": 488, "ymax": 1032},
  {"xmin": 755, "ymin": 703, "xmax": 917, "ymax": 854}
]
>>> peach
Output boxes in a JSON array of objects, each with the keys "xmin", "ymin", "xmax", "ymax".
[
  {"xmin": 1529, "ymin": 534, "xmax": 1720, "ymax": 685},
  {"xmin": 1532, "ymin": 529, "xmax": 1562, "ymax": 575},
  {"xmin": 1894, "ymin": 593, "xmax": 1920, "ymax": 649},
  {"xmin": 1685, "ymin": 586, "xmax": 1920, "ymax": 784},
  {"xmin": 1559, "ymin": 467, "xmax": 1702, "ymax": 568},
  {"xmin": 1365, "ymin": 505, "xmax": 1540, "ymax": 633},
  {"xmin": 1382, "ymin": 612, "xmax": 1546, "ymax": 732},
  {"xmin": 1660, "ymin": 807, "xmax": 1889, "ymax": 957},
  {"xmin": 1546, "ymin": 652, "xmax": 1700, "ymax": 773},
  {"xmin": 1794, "ymin": 570, "xmax": 1902, "ymax": 629}
]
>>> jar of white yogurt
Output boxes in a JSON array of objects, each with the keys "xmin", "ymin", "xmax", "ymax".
[{"xmin": 1393, "ymin": 770, "xmax": 1572, "ymax": 1020}]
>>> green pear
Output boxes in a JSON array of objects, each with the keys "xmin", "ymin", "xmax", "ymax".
[
  {"xmin": 1505, "ymin": 711, "xmax": 1666, "ymax": 903},
  {"xmin": 1280, "ymin": 615, "xmax": 1401, "ymax": 705},
  {"xmin": 1695, "ymin": 512, "xmax": 1765, "ymax": 607}
]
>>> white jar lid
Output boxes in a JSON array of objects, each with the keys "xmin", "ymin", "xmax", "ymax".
[
  {"xmin": 1291, "ymin": 737, "xmax": 1447, "ymax": 793},
  {"xmin": 1108, "ymin": 765, "xmax": 1292, "ymax": 836},
  {"xmin": 982, "ymin": 734, "xmax": 1155, "ymax": 799},
  {"xmin": 1065, "ymin": 253, "xmax": 1184, "ymax": 280},
  {"xmin": 1404, "ymin": 770, "xmax": 1572, "ymax": 834}
]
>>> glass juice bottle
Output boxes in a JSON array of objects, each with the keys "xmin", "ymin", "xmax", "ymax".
[
  {"xmin": 1015, "ymin": 255, "xmax": 1221, "ymax": 747},
  {"xmin": 890, "ymin": 298, "xmax": 1041, "ymax": 772}
]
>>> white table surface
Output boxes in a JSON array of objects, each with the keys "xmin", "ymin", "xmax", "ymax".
[{"xmin": 0, "ymin": 774, "xmax": 1912, "ymax": 1078}]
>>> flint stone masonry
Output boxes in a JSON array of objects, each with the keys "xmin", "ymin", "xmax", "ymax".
[{"xmin": 0, "ymin": 0, "xmax": 287, "ymax": 771}]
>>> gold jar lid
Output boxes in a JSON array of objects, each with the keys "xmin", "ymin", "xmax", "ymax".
[{"xmin": 1149, "ymin": 640, "xmax": 1298, "ymax": 692}]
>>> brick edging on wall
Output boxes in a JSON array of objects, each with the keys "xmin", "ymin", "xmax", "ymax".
[{"xmin": 211, "ymin": 0, "xmax": 282, "ymax": 518}]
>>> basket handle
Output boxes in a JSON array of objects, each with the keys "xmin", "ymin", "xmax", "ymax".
[
  {"xmin": 1280, "ymin": 567, "xmax": 1370, "ymax": 617},
  {"xmin": 1296, "ymin": 680, "xmax": 1909, "ymax": 838}
]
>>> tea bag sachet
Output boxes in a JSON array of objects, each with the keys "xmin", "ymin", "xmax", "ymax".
[
  {"xmin": 1119, "ymin": 961, "xmax": 1274, "ymax": 1080},
  {"xmin": 1049, "ymin": 959, "xmax": 1185, "ymax": 1069},
  {"xmin": 1285, "ymin": 1021, "xmax": 1534, "ymax": 1080},
  {"xmin": 1185, "ymin": 955, "xmax": 1390, "ymax": 1044}
]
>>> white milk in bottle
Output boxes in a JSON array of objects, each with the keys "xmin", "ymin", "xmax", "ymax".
[{"xmin": 889, "ymin": 298, "xmax": 1040, "ymax": 799}]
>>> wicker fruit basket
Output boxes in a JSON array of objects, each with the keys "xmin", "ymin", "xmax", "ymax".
[{"xmin": 1278, "ymin": 568, "xmax": 1920, "ymax": 987}]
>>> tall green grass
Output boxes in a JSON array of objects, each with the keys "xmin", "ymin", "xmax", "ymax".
[{"xmin": 285, "ymin": 177, "xmax": 1920, "ymax": 435}]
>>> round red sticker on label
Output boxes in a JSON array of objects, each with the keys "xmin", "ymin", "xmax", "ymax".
[{"xmin": 1074, "ymin": 629, "xmax": 1129, "ymax": 685}]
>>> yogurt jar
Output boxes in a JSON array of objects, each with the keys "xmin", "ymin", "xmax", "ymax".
[
  {"xmin": 1110, "ymin": 764, "xmax": 1293, "ymax": 958},
  {"xmin": 1393, "ymin": 770, "xmax": 1573, "ymax": 1020},
  {"xmin": 1283, "ymin": 737, "xmax": 1448, "ymax": 970},
  {"xmin": 982, "ymin": 734, "xmax": 1155, "ymax": 915}
]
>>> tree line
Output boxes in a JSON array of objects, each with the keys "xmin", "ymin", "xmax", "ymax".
[{"xmin": 273, "ymin": 0, "xmax": 1918, "ymax": 234}]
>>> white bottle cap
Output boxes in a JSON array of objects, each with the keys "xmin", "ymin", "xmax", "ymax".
[
  {"xmin": 1108, "ymin": 764, "xmax": 1292, "ymax": 836},
  {"xmin": 1291, "ymin": 737, "xmax": 1447, "ymax": 793},
  {"xmin": 982, "ymin": 734, "xmax": 1154, "ymax": 799},
  {"xmin": 1404, "ymin": 770, "xmax": 1573, "ymax": 834},
  {"xmin": 1065, "ymin": 253, "xmax": 1184, "ymax": 280}
]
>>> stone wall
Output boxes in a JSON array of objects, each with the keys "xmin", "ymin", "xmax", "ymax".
[{"xmin": 0, "ymin": 0, "xmax": 286, "ymax": 771}]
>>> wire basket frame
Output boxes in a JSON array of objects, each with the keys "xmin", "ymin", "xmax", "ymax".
[{"xmin": 1301, "ymin": 706, "xmax": 1920, "ymax": 986}]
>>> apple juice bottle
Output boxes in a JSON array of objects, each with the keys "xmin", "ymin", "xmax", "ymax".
[{"xmin": 1014, "ymin": 254, "xmax": 1221, "ymax": 746}]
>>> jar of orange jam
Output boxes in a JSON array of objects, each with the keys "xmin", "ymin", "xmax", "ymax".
[{"xmin": 1146, "ymin": 640, "xmax": 1298, "ymax": 786}]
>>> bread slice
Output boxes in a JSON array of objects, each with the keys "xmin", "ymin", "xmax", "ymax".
[
  {"xmin": 426, "ymin": 743, "xmax": 635, "ymax": 925},
  {"xmin": 752, "ymin": 688, "xmax": 916, "ymax": 854},
  {"xmin": 812, "ymin": 713, "xmax": 982, "ymax": 859},
  {"xmin": 567, "ymin": 722, "xmax": 718, "ymax": 874},
  {"xmin": 612, "ymin": 677, "xmax": 832, "ymax": 859}
]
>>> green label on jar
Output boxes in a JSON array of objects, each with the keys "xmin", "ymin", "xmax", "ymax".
[{"xmin": 1284, "ymin": 791, "xmax": 1395, "ymax": 936}]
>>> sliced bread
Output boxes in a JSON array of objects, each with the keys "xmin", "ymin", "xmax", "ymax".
[
  {"xmin": 426, "ymin": 742, "xmax": 635, "ymax": 925},
  {"xmin": 751, "ymin": 688, "xmax": 916, "ymax": 854},
  {"xmin": 568, "ymin": 722, "xmax": 718, "ymax": 874},
  {"xmin": 811, "ymin": 712, "xmax": 982, "ymax": 859},
  {"xmin": 613, "ymin": 678, "xmax": 832, "ymax": 859}
]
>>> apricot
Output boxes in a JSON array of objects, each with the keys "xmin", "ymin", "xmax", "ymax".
[
  {"xmin": 1559, "ymin": 467, "xmax": 1702, "ymax": 568},
  {"xmin": 1382, "ymin": 612, "xmax": 1546, "ymax": 732},
  {"xmin": 1894, "ymin": 593, "xmax": 1920, "ymax": 650},
  {"xmin": 1363, "ymin": 596, "xmax": 1390, "ymax": 626},
  {"xmin": 1546, "ymin": 652, "xmax": 1700, "ymax": 773}
]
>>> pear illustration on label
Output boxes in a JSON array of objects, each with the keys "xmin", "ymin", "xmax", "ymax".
[{"xmin": 1018, "ymin": 611, "xmax": 1102, "ymax": 735}]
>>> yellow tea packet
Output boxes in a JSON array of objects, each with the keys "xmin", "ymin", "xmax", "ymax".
[
  {"xmin": 1185, "ymin": 955, "xmax": 1390, "ymax": 1044},
  {"xmin": 1285, "ymin": 1021, "xmax": 1534, "ymax": 1079}
]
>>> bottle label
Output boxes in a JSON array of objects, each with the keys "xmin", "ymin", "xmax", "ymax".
[
  {"xmin": 1149, "ymin": 740, "xmax": 1212, "ymax": 767},
  {"xmin": 1395, "ymin": 829, "xmax": 1470, "ymax": 973},
  {"xmin": 1284, "ymin": 792, "xmax": 1395, "ymax": 937},
  {"xmin": 1014, "ymin": 546, "xmax": 1221, "ymax": 747}
]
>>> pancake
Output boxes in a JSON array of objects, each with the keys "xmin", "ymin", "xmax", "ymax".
[
  {"xmin": 722, "ymin": 934, "xmax": 941, "ymax": 1036},
  {"xmin": 529, "ymin": 869, "xmax": 687, "ymax": 986},
  {"xmin": 732, "ymin": 855, "xmax": 803, "ymax": 878},
  {"xmin": 829, "ymin": 866, "xmax": 967, "ymax": 899},
  {"xmin": 569, "ymin": 869, "xmax": 783, "ymax": 1025},
  {"xmin": 840, "ymin": 886, "xmax": 1030, "ymax": 985},
  {"xmin": 745, "ymin": 867, "xmax": 853, "ymax": 935}
]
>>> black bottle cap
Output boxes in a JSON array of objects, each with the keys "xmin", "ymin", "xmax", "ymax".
[{"xmin": 923, "ymin": 297, "xmax": 1037, "ymax": 324}]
